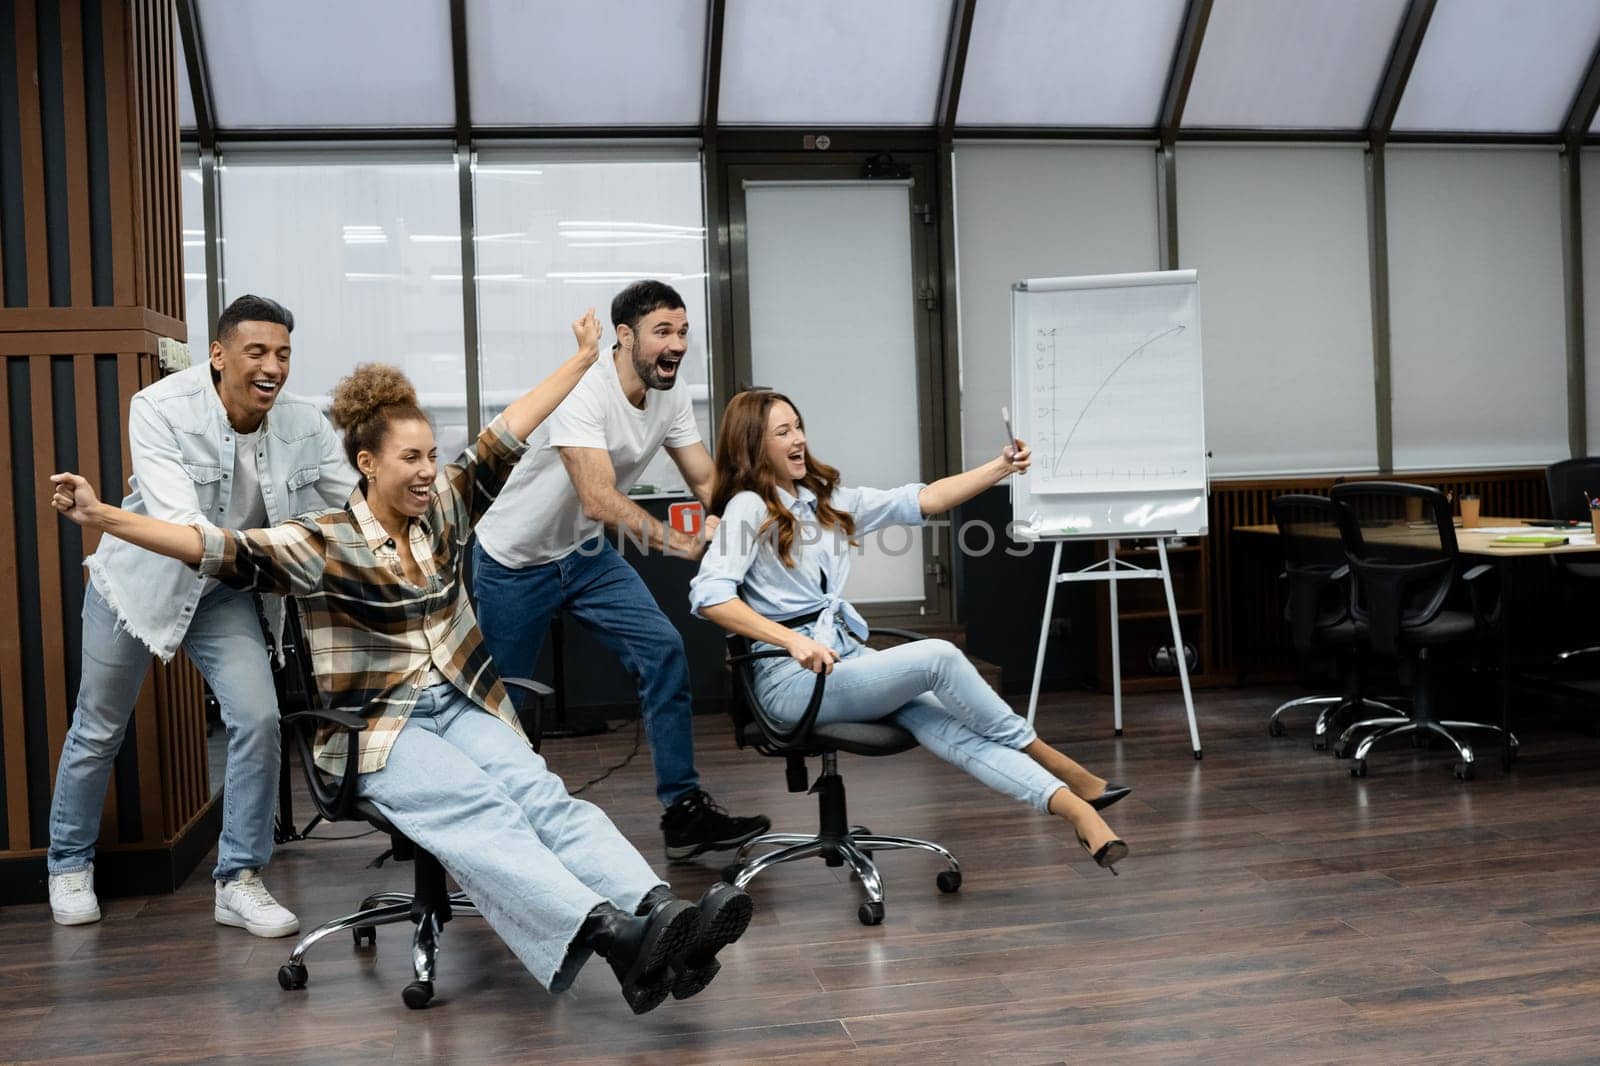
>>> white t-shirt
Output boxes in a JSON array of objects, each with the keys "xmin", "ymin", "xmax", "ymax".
[
  {"xmin": 203, "ymin": 426, "xmax": 269, "ymax": 594},
  {"xmin": 475, "ymin": 354, "xmax": 701, "ymax": 568}
]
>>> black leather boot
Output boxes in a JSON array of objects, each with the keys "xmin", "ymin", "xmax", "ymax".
[
  {"xmin": 580, "ymin": 899, "xmax": 700, "ymax": 1015},
  {"xmin": 635, "ymin": 883, "xmax": 754, "ymax": 1000}
]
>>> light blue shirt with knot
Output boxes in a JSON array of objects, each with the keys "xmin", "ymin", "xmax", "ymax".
[{"xmin": 689, "ymin": 481, "xmax": 926, "ymax": 646}]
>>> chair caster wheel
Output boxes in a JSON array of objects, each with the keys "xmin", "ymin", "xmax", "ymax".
[
  {"xmin": 857, "ymin": 901, "xmax": 885, "ymax": 926},
  {"xmin": 353, "ymin": 926, "xmax": 376, "ymax": 947},
  {"xmin": 936, "ymin": 870, "xmax": 962, "ymax": 894},
  {"xmin": 402, "ymin": 980, "xmax": 434, "ymax": 1009},
  {"xmin": 1350, "ymin": 760, "xmax": 1367, "ymax": 778},
  {"xmin": 1193, "ymin": 749, "xmax": 1202, "ymax": 761},
  {"xmin": 720, "ymin": 863, "xmax": 743, "ymax": 885},
  {"xmin": 1311, "ymin": 736, "xmax": 1328, "ymax": 751},
  {"xmin": 1268, "ymin": 719, "xmax": 1285, "ymax": 738},
  {"xmin": 277, "ymin": 962, "xmax": 308, "ymax": 990},
  {"xmin": 1333, "ymin": 744, "xmax": 1350, "ymax": 759},
  {"xmin": 850, "ymin": 825, "xmax": 872, "ymax": 837},
  {"xmin": 1454, "ymin": 761, "xmax": 1474, "ymax": 781}
]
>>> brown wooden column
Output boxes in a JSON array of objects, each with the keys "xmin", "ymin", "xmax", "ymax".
[{"xmin": 1, "ymin": 0, "xmax": 215, "ymax": 904}]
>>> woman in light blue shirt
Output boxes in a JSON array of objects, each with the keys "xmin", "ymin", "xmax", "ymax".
[{"xmin": 690, "ymin": 389, "xmax": 1130, "ymax": 873}]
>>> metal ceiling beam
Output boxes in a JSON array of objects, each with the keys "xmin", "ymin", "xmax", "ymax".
[
  {"xmin": 449, "ymin": 0, "xmax": 472, "ymax": 144},
  {"xmin": 1157, "ymin": 0, "xmax": 1212, "ymax": 146},
  {"xmin": 703, "ymin": 0, "xmax": 726, "ymax": 142},
  {"xmin": 173, "ymin": 0, "xmax": 215, "ymax": 151},
  {"xmin": 1367, "ymin": 0, "xmax": 1436, "ymax": 146},
  {"xmin": 936, "ymin": 0, "xmax": 977, "ymax": 141},
  {"xmin": 1563, "ymin": 37, "xmax": 1600, "ymax": 144}
]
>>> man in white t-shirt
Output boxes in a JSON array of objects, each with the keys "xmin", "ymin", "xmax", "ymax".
[{"xmin": 473, "ymin": 281, "xmax": 769, "ymax": 860}]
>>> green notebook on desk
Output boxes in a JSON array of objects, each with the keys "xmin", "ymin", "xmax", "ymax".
[{"xmin": 1488, "ymin": 533, "xmax": 1569, "ymax": 548}]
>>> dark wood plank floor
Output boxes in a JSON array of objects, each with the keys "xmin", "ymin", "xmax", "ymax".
[{"xmin": 6, "ymin": 685, "xmax": 1600, "ymax": 1064}]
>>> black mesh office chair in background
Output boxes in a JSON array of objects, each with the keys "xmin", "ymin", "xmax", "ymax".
[
  {"xmin": 1267, "ymin": 494, "xmax": 1405, "ymax": 748},
  {"xmin": 1544, "ymin": 457, "xmax": 1600, "ymax": 665},
  {"xmin": 719, "ymin": 629, "xmax": 962, "ymax": 927},
  {"xmin": 1327, "ymin": 482, "xmax": 1514, "ymax": 779}
]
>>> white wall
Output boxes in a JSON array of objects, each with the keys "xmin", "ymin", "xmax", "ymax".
[
  {"xmin": 1176, "ymin": 144, "xmax": 1378, "ymax": 476},
  {"xmin": 1385, "ymin": 146, "xmax": 1567, "ymax": 470},
  {"xmin": 952, "ymin": 143, "xmax": 1160, "ymax": 466}
]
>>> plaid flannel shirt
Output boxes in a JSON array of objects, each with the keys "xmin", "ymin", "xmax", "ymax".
[{"xmin": 196, "ymin": 414, "xmax": 530, "ymax": 775}]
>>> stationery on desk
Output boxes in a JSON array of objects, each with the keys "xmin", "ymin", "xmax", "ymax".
[{"xmin": 1487, "ymin": 533, "xmax": 1570, "ymax": 549}]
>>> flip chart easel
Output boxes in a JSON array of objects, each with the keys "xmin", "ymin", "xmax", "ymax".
[
  {"xmin": 1011, "ymin": 269, "xmax": 1207, "ymax": 758},
  {"xmin": 1024, "ymin": 535, "xmax": 1202, "ymax": 759}
]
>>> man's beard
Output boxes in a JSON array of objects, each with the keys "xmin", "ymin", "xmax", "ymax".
[{"xmin": 633, "ymin": 349, "xmax": 680, "ymax": 391}]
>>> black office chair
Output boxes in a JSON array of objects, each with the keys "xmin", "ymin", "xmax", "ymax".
[
  {"xmin": 273, "ymin": 675, "xmax": 548, "ymax": 1009},
  {"xmin": 1544, "ymin": 457, "xmax": 1600, "ymax": 664},
  {"xmin": 719, "ymin": 628, "xmax": 961, "ymax": 926},
  {"xmin": 1327, "ymin": 482, "xmax": 1514, "ymax": 779},
  {"xmin": 1267, "ymin": 494, "xmax": 1404, "ymax": 748}
]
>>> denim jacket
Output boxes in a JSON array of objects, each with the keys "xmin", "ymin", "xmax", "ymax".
[{"xmin": 86, "ymin": 363, "xmax": 358, "ymax": 661}]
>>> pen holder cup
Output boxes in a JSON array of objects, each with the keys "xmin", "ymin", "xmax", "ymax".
[
  {"xmin": 1460, "ymin": 495, "xmax": 1480, "ymax": 529},
  {"xmin": 1404, "ymin": 497, "xmax": 1423, "ymax": 522},
  {"xmin": 1591, "ymin": 508, "xmax": 1600, "ymax": 538}
]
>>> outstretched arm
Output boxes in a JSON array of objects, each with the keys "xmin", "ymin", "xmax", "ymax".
[
  {"xmin": 499, "ymin": 308, "xmax": 604, "ymax": 443},
  {"xmin": 51, "ymin": 472, "xmax": 203, "ymax": 563},
  {"xmin": 51, "ymin": 472, "xmax": 327, "ymax": 596},
  {"xmin": 917, "ymin": 441, "xmax": 1032, "ymax": 516}
]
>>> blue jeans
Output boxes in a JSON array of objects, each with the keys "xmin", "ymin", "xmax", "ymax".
[
  {"xmin": 356, "ymin": 682, "xmax": 666, "ymax": 991},
  {"xmin": 471, "ymin": 538, "xmax": 699, "ymax": 807},
  {"xmin": 49, "ymin": 583, "xmax": 280, "ymax": 881},
  {"xmin": 753, "ymin": 625, "xmax": 1062, "ymax": 814}
]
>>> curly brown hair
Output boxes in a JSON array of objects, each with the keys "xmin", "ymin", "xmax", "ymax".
[
  {"xmin": 709, "ymin": 389, "xmax": 854, "ymax": 568},
  {"xmin": 328, "ymin": 363, "xmax": 429, "ymax": 480}
]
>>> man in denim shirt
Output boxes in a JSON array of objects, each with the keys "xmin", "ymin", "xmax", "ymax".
[{"xmin": 47, "ymin": 295, "xmax": 357, "ymax": 935}]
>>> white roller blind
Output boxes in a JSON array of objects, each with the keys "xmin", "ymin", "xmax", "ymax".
[
  {"xmin": 952, "ymin": 143, "xmax": 1160, "ymax": 467},
  {"xmin": 1582, "ymin": 148, "xmax": 1600, "ymax": 451},
  {"xmin": 1176, "ymin": 145, "xmax": 1378, "ymax": 476},
  {"xmin": 743, "ymin": 181, "xmax": 925, "ymax": 606},
  {"xmin": 1386, "ymin": 147, "xmax": 1566, "ymax": 470}
]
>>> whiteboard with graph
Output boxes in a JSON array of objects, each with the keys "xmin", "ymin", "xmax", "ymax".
[{"xmin": 1010, "ymin": 270, "xmax": 1208, "ymax": 539}]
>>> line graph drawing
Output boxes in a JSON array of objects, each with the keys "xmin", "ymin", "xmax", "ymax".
[
  {"xmin": 1051, "ymin": 323, "xmax": 1186, "ymax": 470},
  {"xmin": 1019, "ymin": 279, "xmax": 1204, "ymax": 497}
]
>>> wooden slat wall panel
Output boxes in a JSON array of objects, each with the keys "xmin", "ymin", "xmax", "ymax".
[
  {"xmin": 59, "ymin": 0, "xmax": 92, "ymax": 307},
  {"xmin": 29, "ymin": 357, "xmax": 69, "ymax": 789},
  {"xmin": 1, "ymin": 2, "xmax": 204, "ymax": 871},
  {"xmin": 13, "ymin": 0, "xmax": 51, "ymax": 306},
  {"xmin": 102, "ymin": 0, "xmax": 133, "ymax": 307},
  {"xmin": 0, "ymin": 363, "xmax": 27, "ymax": 851}
]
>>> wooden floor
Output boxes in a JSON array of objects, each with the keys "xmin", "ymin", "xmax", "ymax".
[{"xmin": 7, "ymin": 685, "xmax": 1600, "ymax": 1064}]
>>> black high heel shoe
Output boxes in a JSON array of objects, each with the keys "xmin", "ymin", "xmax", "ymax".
[
  {"xmin": 1087, "ymin": 783, "xmax": 1132, "ymax": 812},
  {"xmin": 1077, "ymin": 834, "xmax": 1129, "ymax": 876}
]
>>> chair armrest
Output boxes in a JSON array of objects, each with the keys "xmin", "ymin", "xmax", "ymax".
[
  {"xmin": 280, "ymin": 708, "xmax": 367, "ymax": 821},
  {"xmin": 281, "ymin": 708, "xmax": 368, "ymax": 732},
  {"xmin": 498, "ymin": 677, "xmax": 550, "ymax": 751},
  {"xmin": 1462, "ymin": 563, "xmax": 1503, "ymax": 629},
  {"xmin": 500, "ymin": 677, "xmax": 554, "ymax": 698},
  {"xmin": 868, "ymin": 627, "xmax": 929, "ymax": 644},
  {"xmin": 725, "ymin": 648, "xmax": 828, "ymax": 747}
]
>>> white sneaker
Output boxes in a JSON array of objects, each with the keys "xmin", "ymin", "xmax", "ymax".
[
  {"xmin": 214, "ymin": 869, "xmax": 299, "ymax": 938},
  {"xmin": 49, "ymin": 864, "xmax": 101, "ymax": 926}
]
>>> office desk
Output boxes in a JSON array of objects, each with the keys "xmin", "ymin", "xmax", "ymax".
[{"xmin": 1233, "ymin": 517, "xmax": 1600, "ymax": 771}]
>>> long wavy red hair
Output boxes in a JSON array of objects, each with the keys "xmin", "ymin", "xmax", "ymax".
[{"xmin": 710, "ymin": 389, "xmax": 854, "ymax": 567}]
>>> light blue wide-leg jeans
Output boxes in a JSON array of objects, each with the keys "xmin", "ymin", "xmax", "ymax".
[
  {"xmin": 753, "ymin": 627, "xmax": 1063, "ymax": 814},
  {"xmin": 355, "ymin": 682, "xmax": 667, "ymax": 991},
  {"xmin": 49, "ymin": 582, "xmax": 280, "ymax": 881}
]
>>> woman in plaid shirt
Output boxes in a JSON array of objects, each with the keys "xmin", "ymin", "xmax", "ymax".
[{"xmin": 50, "ymin": 310, "xmax": 751, "ymax": 1015}]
